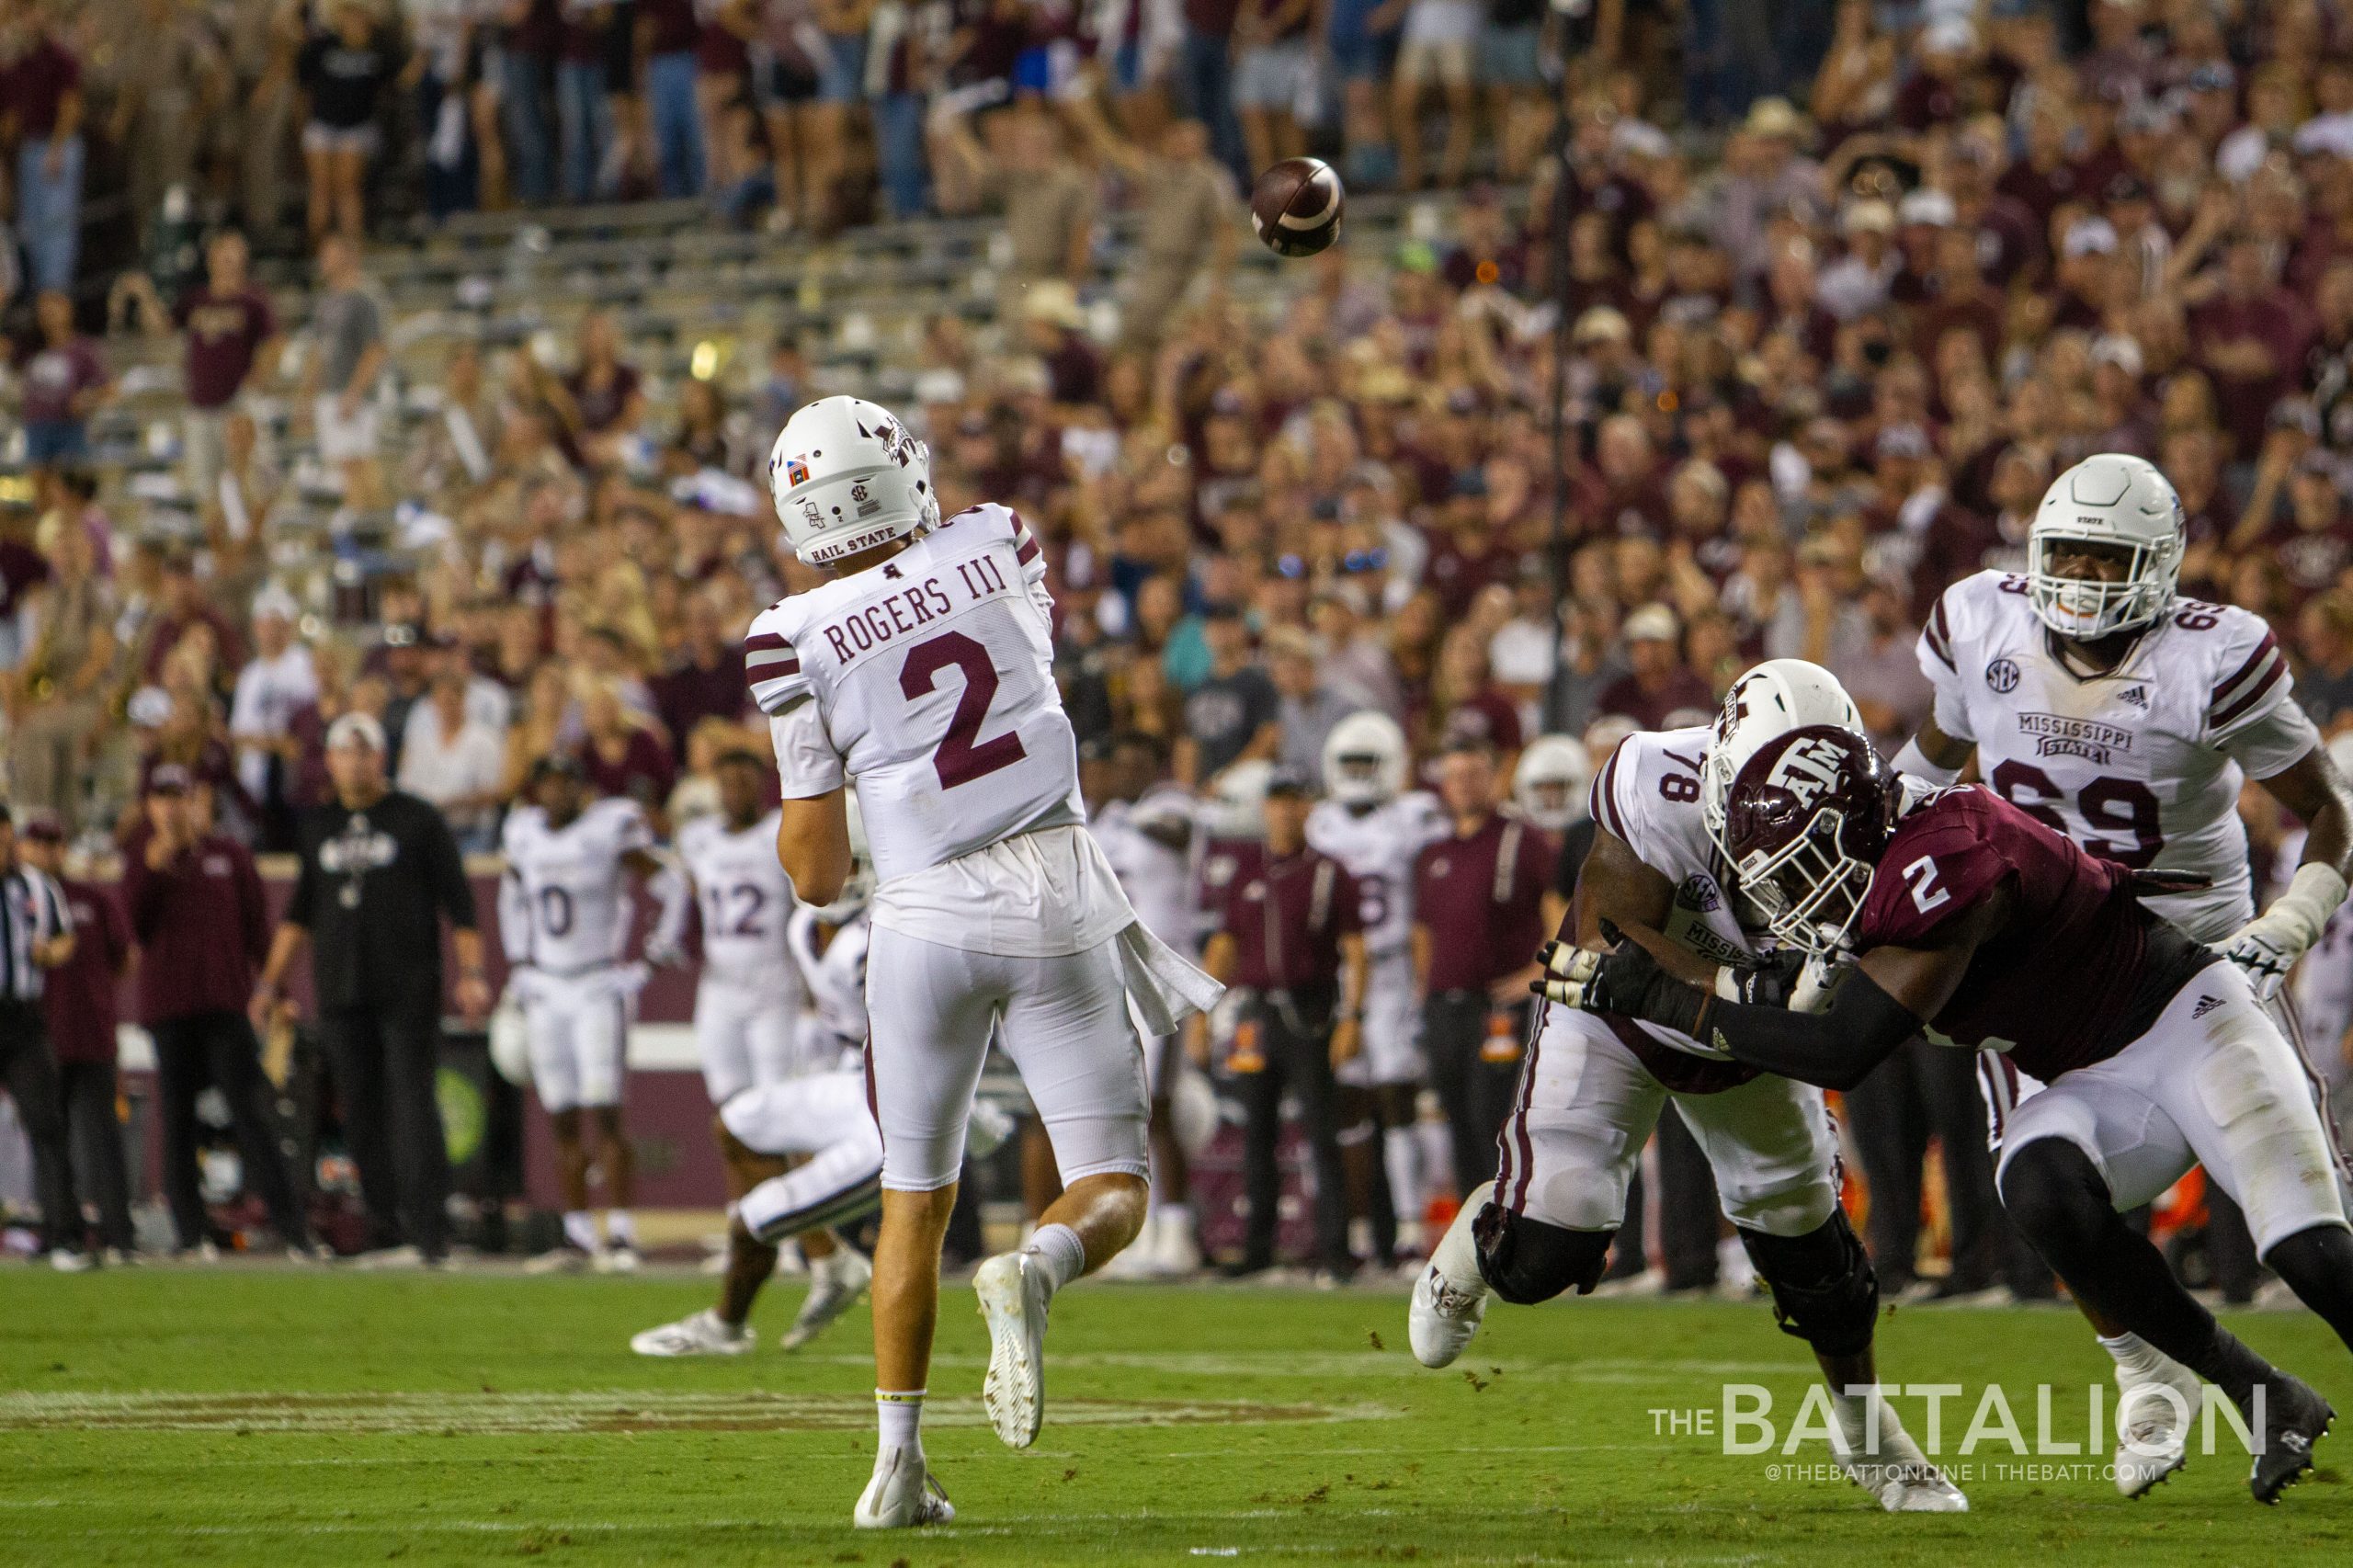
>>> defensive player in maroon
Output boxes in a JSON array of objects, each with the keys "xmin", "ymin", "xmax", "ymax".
[{"xmin": 1542, "ymin": 723, "xmax": 2353, "ymax": 1505}]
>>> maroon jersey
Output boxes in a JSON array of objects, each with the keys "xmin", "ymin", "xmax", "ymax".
[
  {"xmin": 1209, "ymin": 843, "xmax": 1362, "ymax": 992},
  {"xmin": 1855, "ymin": 786, "xmax": 2217, "ymax": 1081}
]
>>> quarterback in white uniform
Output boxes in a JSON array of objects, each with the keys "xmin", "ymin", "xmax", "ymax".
[
  {"xmin": 747, "ymin": 396, "xmax": 1221, "ymax": 1528},
  {"xmin": 1901, "ymin": 453, "xmax": 2353, "ymax": 1494},
  {"xmin": 659, "ymin": 749, "xmax": 806, "ymax": 1104},
  {"xmin": 499, "ymin": 754, "xmax": 682, "ymax": 1271},
  {"xmin": 1308, "ymin": 711, "xmax": 1448, "ymax": 1260},
  {"xmin": 1411, "ymin": 662, "xmax": 1967, "ymax": 1515}
]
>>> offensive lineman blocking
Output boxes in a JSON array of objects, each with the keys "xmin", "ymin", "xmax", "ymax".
[{"xmin": 747, "ymin": 397, "xmax": 1221, "ymax": 1528}]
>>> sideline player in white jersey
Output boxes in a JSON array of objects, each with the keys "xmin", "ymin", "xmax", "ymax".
[
  {"xmin": 1308, "ymin": 711, "xmax": 1448, "ymax": 1263},
  {"xmin": 500, "ymin": 754, "xmax": 683, "ymax": 1272},
  {"xmin": 1901, "ymin": 452, "xmax": 2353, "ymax": 1494},
  {"xmin": 747, "ymin": 397, "xmax": 1221, "ymax": 1528},
  {"xmin": 1089, "ymin": 731, "xmax": 1206, "ymax": 1276},
  {"xmin": 1411, "ymin": 661, "xmax": 1967, "ymax": 1513},
  {"xmin": 656, "ymin": 748, "xmax": 806, "ymax": 1103}
]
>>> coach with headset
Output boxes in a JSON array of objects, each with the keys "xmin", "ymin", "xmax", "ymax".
[{"xmin": 251, "ymin": 712, "xmax": 492, "ymax": 1265}]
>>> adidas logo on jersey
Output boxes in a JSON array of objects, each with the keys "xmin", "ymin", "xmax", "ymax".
[
  {"xmin": 2118, "ymin": 684, "xmax": 2150, "ymax": 709},
  {"xmin": 2191, "ymin": 994, "xmax": 2224, "ymax": 1020}
]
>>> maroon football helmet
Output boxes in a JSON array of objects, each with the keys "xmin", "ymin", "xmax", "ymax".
[{"xmin": 1721, "ymin": 724, "xmax": 1893, "ymax": 956}]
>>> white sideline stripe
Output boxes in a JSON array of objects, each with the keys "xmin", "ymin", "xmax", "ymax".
[{"xmin": 115, "ymin": 1022, "xmax": 705, "ymax": 1074}]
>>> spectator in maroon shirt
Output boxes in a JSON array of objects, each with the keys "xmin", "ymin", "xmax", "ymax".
[
  {"xmin": 1594, "ymin": 604, "xmax": 1712, "ymax": 731},
  {"xmin": 1412, "ymin": 739, "xmax": 1555, "ymax": 1196},
  {"xmin": 562, "ymin": 310, "xmax": 644, "ymax": 469},
  {"xmin": 122, "ymin": 767, "xmax": 315, "ymax": 1256},
  {"xmin": 2193, "ymin": 234, "xmax": 2317, "ymax": 461},
  {"xmin": 1190, "ymin": 767, "xmax": 1367, "ymax": 1277},
  {"xmin": 173, "ymin": 231, "xmax": 279, "ymax": 498},
  {"xmin": 649, "ymin": 590, "xmax": 745, "ymax": 761},
  {"xmin": 17, "ymin": 814, "xmax": 135, "ymax": 1257},
  {"xmin": 15, "ymin": 290, "xmax": 108, "ymax": 470},
  {"xmin": 141, "ymin": 551, "xmax": 247, "ymax": 682},
  {"xmin": 579, "ymin": 677, "xmax": 676, "ymax": 820}
]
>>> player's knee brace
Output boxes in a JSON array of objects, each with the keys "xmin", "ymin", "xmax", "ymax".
[
  {"xmin": 1737, "ymin": 1209, "xmax": 1878, "ymax": 1359},
  {"xmin": 1996, "ymin": 1137, "xmax": 2115, "ymax": 1259},
  {"xmin": 1472, "ymin": 1202, "xmax": 1613, "ymax": 1305}
]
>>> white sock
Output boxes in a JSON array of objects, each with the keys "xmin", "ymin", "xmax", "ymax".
[
  {"xmin": 1023, "ymin": 1221, "xmax": 1087, "ymax": 1292},
  {"xmin": 563, "ymin": 1210, "xmax": 599, "ymax": 1251},
  {"xmin": 2099, "ymin": 1331, "xmax": 2162, "ymax": 1374},
  {"xmin": 876, "ymin": 1389, "xmax": 924, "ymax": 1454},
  {"xmin": 1383, "ymin": 1127, "xmax": 1423, "ymax": 1226},
  {"xmin": 1156, "ymin": 1203, "xmax": 1193, "ymax": 1242},
  {"xmin": 605, "ymin": 1210, "xmax": 636, "ymax": 1246}
]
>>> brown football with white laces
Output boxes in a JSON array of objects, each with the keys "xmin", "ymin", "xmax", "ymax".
[{"xmin": 1250, "ymin": 157, "xmax": 1345, "ymax": 258}]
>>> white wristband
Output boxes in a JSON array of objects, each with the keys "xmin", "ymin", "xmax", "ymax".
[{"xmin": 1892, "ymin": 737, "xmax": 1962, "ymax": 788}]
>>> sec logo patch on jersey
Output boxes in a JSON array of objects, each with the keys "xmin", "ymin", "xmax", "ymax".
[{"xmin": 1986, "ymin": 657, "xmax": 2019, "ymax": 694}]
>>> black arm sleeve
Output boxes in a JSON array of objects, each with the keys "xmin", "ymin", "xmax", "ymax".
[{"xmin": 1682, "ymin": 971, "xmax": 1925, "ymax": 1092}]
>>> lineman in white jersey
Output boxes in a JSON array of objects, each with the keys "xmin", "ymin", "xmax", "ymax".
[
  {"xmin": 1411, "ymin": 661, "xmax": 1966, "ymax": 1514},
  {"xmin": 1901, "ymin": 453, "xmax": 2353, "ymax": 1494},
  {"xmin": 748, "ymin": 397, "xmax": 1222, "ymax": 1528},
  {"xmin": 1090, "ymin": 731, "xmax": 1206, "ymax": 1275},
  {"xmin": 499, "ymin": 755, "xmax": 683, "ymax": 1272},
  {"xmin": 1309, "ymin": 711, "xmax": 1449, "ymax": 1262},
  {"xmin": 656, "ymin": 749, "xmax": 806, "ymax": 1103}
]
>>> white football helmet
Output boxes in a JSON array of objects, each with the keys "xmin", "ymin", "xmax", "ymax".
[
  {"xmin": 1322, "ymin": 710, "xmax": 1408, "ymax": 807},
  {"xmin": 2027, "ymin": 452, "xmax": 2184, "ymax": 642},
  {"xmin": 1514, "ymin": 733, "xmax": 1593, "ymax": 831},
  {"xmin": 809, "ymin": 792, "xmax": 874, "ymax": 922},
  {"xmin": 1205, "ymin": 760, "xmax": 1274, "ymax": 840},
  {"xmin": 1702, "ymin": 659, "xmax": 1867, "ymax": 860},
  {"xmin": 767, "ymin": 395, "xmax": 941, "ymax": 567}
]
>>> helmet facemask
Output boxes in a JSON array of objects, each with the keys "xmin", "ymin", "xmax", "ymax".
[
  {"xmin": 1721, "ymin": 725, "xmax": 1890, "ymax": 959},
  {"xmin": 1729, "ymin": 803, "xmax": 1875, "ymax": 958},
  {"xmin": 1330, "ymin": 752, "xmax": 1391, "ymax": 807},
  {"xmin": 2026, "ymin": 531, "xmax": 2178, "ymax": 642}
]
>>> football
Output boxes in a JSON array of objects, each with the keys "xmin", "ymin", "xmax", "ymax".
[{"xmin": 1250, "ymin": 157, "xmax": 1345, "ymax": 257}]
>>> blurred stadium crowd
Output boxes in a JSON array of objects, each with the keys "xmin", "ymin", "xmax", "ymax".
[{"xmin": 7, "ymin": 0, "xmax": 2353, "ymax": 1287}]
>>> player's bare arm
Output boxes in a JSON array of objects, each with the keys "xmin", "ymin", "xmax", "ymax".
[
  {"xmin": 1332, "ymin": 931, "xmax": 1368, "ymax": 1066},
  {"xmin": 778, "ymin": 786, "xmax": 852, "ymax": 906},
  {"xmin": 1901, "ymin": 711, "xmax": 1973, "ymax": 778},
  {"xmin": 1571, "ymin": 823, "xmax": 1713, "ymax": 986},
  {"xmin": 1552, "ymin": 889, "xmax": 2007, "ymax": 1091}
]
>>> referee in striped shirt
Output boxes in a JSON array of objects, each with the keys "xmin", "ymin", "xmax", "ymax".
[{"xmin": 0, "ymin": 802, "xmax": 88, "ymax": 1269}]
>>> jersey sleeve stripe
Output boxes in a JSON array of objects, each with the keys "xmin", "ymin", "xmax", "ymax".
[
  {"xmin": 1590, "ymin": 750, "xmax": 1628, "ymax": 839},
  {"xmin": 2210, "ymin": 631, "xmax": 2279, "ymax": 710},
  {"xmin": 2211, "ymin": 655, "xmax": 2289, "ymax": 731},
  {"xmin": 1923, "ymin": 599, "xmax": 1955, "ymax": 670}
]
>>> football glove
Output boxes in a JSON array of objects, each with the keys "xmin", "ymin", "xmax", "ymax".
[
  {"xmin": 2221, "ymin": 864, "xmax": 2349, "ymax": 1004},
  {"xmin": 1532, "ymin": 922, "xmax": 1696, "ymax": 1029},
  {"xmin": 1711, "ymin": 948, "xmax": 1809, "ymax": 1008}
]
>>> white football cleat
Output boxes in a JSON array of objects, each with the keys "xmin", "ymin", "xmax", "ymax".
[
  {"xmin": 974, "ymin": 1251, "xmax": 1051, "ymax": 1448},
  {"xmin": 596, "ymin": 1244, "xmax": 642, "ymax": 1275},
  {"xmin": 2114, "ymin": 1351, "xmax": 2203, "ymax": 1496},
  {"xmin": 631, "ymin": 1309, "xmax": 754, "ymax": 1357},
  {"xmin": 1408, "ymin": 1182, "xmax": 1493, "ymax": 1369},
  {"xmin": 853, "ymin": 1447, "xmax": 955, "ymax": 1528},
  {"xmin": 781, "ymin": 1247, "xmax": 872, "ymax": 1351},
  {"xmin": 1150, "ymin": 1211, "xmax": 1202, "ymax": 1277},
  {"xmin": 1831, "ymin": 1392, "xmax": 1969, "ymax": 1512},
  {"xmin": 523, "ymin": 1244, "xmax": 596, "ymax": 1275}
]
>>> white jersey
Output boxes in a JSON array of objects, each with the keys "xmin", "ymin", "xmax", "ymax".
[
  {"xmin": 747, "ymin": 502, "xmax": 1085, "ymax": 885},
  {"xmin": 1920, "ymin": 570, "xmax": 2320, "ymax": 941},
  {"xmin": 499, "ymin": 798, "xmax": 654, "ymax": 975},
  {"xmin": 1588, "ymin": 726, "xmax": 1769, "ymax": 1054},
  {"xmin": 676, "ymin": 810, "xmax": 797, "ymax": 989},
  {"xmin": 1094, "ymin": 784, "xmax": 1196, "ymax": 949},
  {"xmin": 1306, "ymin": 791, "xmax": 1448, "ymax": 958},
  {"xmin": 788, "ymin": 903, "xmax": 871, "ymax": 1072}
]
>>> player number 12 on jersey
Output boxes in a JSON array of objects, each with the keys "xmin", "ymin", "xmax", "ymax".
[{"xmin": 901, "ymin": 631, "xmax": 1028, "ymax": 790}]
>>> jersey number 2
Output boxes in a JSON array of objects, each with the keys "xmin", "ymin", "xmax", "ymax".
[
  {"xmin": 901, "ymin": 631, "xmax": 1028, "ymax": 790},
  {"xmin": 1902, "ymin": 856, "xmax": 1949, "ymax": 914}
]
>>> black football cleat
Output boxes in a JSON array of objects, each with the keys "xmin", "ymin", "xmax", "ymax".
[{"xmin": 2249, "ymin": 1373, "xmax": 2334, "ymax": 1505}]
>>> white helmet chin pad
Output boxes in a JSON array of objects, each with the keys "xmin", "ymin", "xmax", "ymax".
[
  {"xmin": 768, "ymin": 395, "xmax": 941, "ymax": 567},
  {"xmin": 1701, "ymin": 659, "xmax": 1866, "ymax": 858},
  {"xmin": 1322, "ymin": 710, "xmax": 1407, "ymax": 806},
  {"xmin": 2026, "ymin": 452, "xmax": 2184, "ymax": 642}
]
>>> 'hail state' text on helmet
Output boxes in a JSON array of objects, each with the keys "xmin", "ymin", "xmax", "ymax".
[
  {"xmin": 767, "ymin": 395, "xmax": 943, "ymax": 567},
  {"xmin": 1701, "ymin": 659, "xmax": 1865, "ymax": 861},
  {"xmin": 1720, "ymin": 724, "xmax": 1893, "ymax": 958},
  {"xmin": 2026, "ymin": 452, "xmax": 2185, "ymax": 642},
  {"xmin": 1322, "ymin": 710, "xmax": 1409, "ymax": 806}
]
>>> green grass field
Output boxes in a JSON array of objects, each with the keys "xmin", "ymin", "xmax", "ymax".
[{"xmin": 3, "ymin": 1267, "xmax": 2350, "ymax": 1566}]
